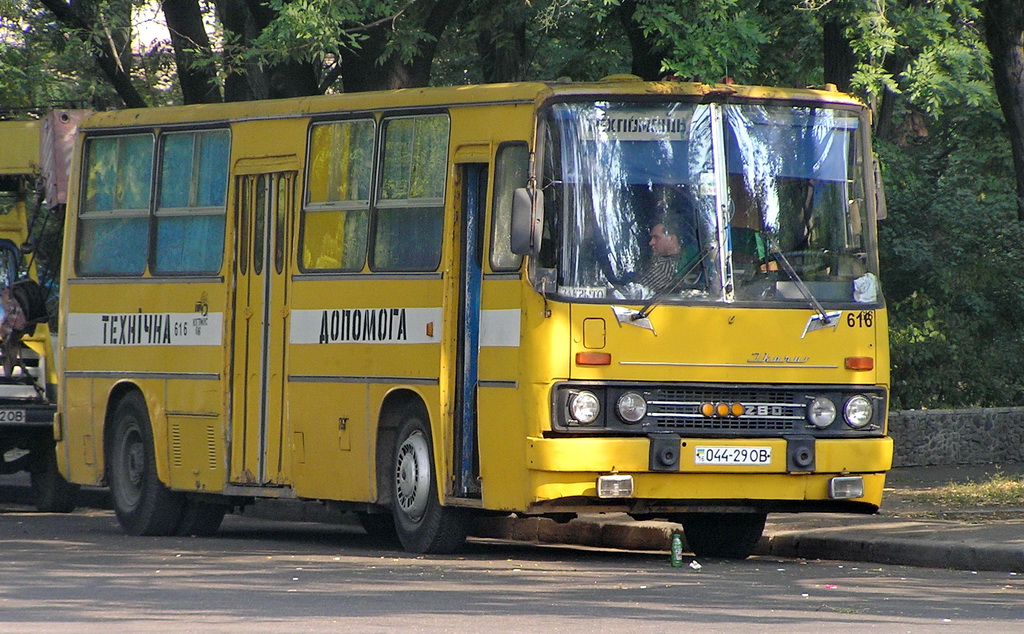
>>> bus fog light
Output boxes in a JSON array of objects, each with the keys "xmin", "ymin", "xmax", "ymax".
[
  {"xmin": 807, "ymin": 396, "xmax": 837, "ymax": 428},
  {"xmin": 844, "ymin": 395, "xmax": 873, "ymax": 429},
  {"xmin": 568, "ymin": 391, "xmax": 601, "ymax": 424},
  {"xmin": 829, "ymin": 476, "xmax": 864, "ymax": 500},
  {"xmin": 597, "ymin": 474, "xmax": 634, "ymax": 498},
  {"xmin": 616, "ymin": 392, "xmax": 647, "ymax": 423}
]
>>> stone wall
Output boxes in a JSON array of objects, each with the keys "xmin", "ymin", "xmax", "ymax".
[{"xmin": 889, "ymin": 408, "xmax": 1024, "ymax": 467}]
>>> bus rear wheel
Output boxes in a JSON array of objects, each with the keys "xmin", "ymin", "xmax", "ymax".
[
  {"xmin": 391, "ymin": 415, "xmax": 469, "ymax": 554},
  {"xmin": 679, "ymin": 511, "xmax": 767, "ymax": 559},
  {"xmin": 107, "ymin": 393, "xmax": 185, "ymax": 536}
]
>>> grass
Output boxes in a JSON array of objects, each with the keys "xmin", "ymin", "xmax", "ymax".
[{"xmin": 912, "ymin": 472, "xmax": 1024, "ymax": 508}]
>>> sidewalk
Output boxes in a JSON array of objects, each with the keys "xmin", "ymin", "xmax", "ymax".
[{"xmin": 475, "ymin": 464, "xmax": 1024, "ymax": 572}]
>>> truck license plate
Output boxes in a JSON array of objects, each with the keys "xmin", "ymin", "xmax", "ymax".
[
  {"xmin": 695, "ymin": 446, "xmax": 772, "ymax": 466},
  {"xmin": 0, "ymin": 409, "xmax": 26, "ymax": 423}
]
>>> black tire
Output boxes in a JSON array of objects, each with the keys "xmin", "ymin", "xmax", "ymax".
[
  {"xmin": 679, "ymin": 511, "xmax": 767, "ymax": 559},
  {"xmin": 175, "ymin": 497, "xmax": 227, "ymax": 537},
  {"xmin": 30, "ymin": 444, "xmax": 78, "ymax": 513},
  {"xmin": 391, "ymin": 415, "xmax": 469, "ymax": 554},
  {"xmin": 107, "ymin": 392, "xmax": 184, "ymax": 536}
]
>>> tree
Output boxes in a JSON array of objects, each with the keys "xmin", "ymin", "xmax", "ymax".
[
  {"xmin": 981, "ymin": 0, "xmax": 1024, "ymax": 221},
  {"xmin": 163, "ymin": 0, "xmax": 221, "ymax": 103},
  {"xmin": 36, "ymin": 0, "xmax": 147, "ymax": 107}
]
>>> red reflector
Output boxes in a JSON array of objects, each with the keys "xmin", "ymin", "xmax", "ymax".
[
  {"xmin": 845, "ymin": 357, "xmax": 874, "ymax": 371},
  {"xmin": 576, "ymin": 352, "xmax": 611, "ymax": 366}
]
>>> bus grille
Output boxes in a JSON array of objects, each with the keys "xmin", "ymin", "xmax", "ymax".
[{"xmin": 646, "ymin": 388, "xmax": 805, "ymax": 433}]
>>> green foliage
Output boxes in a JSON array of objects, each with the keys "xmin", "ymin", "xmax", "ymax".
[
  {"xmin": 0, "ymin": 3, "xmax": 120, "ymax": 108},
  {"xmin": 251, "ymin": 0, "xmax": 402, "ymax": 65},
  {"xmin": 846, "ymin": 0, "xmax": 992, "ymax": 115},
  {"xmin": 433, "ymin": 0, "xmax": 629, "ymax": 85},
  {"xmin": 626, "ymin": 0, "xmax": 768, "ymax": 81},
  {"xmin": 880, "ymin": 104, "xmax": 1024, "ymax": 408}
]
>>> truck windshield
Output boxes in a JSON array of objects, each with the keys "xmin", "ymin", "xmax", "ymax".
[{"xmin": 538, "ymin": 100, "xmax": 878, "ymax": 306}]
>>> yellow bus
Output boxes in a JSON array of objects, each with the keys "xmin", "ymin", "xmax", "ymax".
[
  {"xmin": 0, "ymin": 117, "xmax": 78, "ymax": 512},
  {"xmin": 55, "ymin": 78, "xmax": 891, "ymax": 556}
]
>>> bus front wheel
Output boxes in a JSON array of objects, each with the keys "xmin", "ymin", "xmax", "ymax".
[
  {"xmin": 390, "ymin": 415, "xmax": 469, "ymax": 554},
  {"xmin": 107, "ymin": 393, "xmax": 185, "ymax": 536},
  {"xmin": 679, "ymin": 511, "xmax": 767, "ymax": 559}
]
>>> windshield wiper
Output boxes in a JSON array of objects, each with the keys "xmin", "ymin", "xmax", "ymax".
[
  {"xmin": 766, "ymin": 236, "xmax": 836, "ymax": 328},
  {"xmin": 634, "ymin": 246, "xmax": 713, "ymax": 320}
]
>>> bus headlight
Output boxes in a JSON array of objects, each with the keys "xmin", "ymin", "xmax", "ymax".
[
  {"xmin": 569, "ymin": 391, "xmax": 601, "ymax": 424},
  {"xmin": 615, "ymin": 392, "xmax": 647, "ymax": 423},
  {"xmin": 807, "ymin": 396, "xmax": 837, "ymax": 428},
  {"xmin": 844, "ymin": 395, "xmax": 873, "ymax": 429}
]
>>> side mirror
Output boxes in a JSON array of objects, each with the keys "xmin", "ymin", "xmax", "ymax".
[
  {"xmin": 873, "ymin": 156, "xmax": 887, "ymax": 221},
  {"xmin": 510, "ymin": 187, "xmax": 543, "ymax": 255}
]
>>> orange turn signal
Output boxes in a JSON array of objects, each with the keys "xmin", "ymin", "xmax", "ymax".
[
  {"xmin": 576, "ymin": 352, "xmax": 611, "ymax": 366},
  {"xmin": 845, "ymin": 357, "xmax": 874, "ymax": 371},
  {"xmin": 700, "ymin": 403, "xmax": 715, "ymax": 417}
]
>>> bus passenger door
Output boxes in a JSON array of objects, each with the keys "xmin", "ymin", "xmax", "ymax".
[
  {"xmin": 230, "ymin": 170, "xmax": 295, "ymax": 486},
  {"xmin": 453, "ymin": 163, "xmax": 487, "ymax": 497}
]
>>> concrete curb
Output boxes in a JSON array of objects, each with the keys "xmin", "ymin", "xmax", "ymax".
[{"xmin": 760, "ymin": 532, "xmax": 1024, "ymax": 573}]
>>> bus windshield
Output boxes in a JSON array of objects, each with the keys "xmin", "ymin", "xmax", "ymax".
[{"xmin": 539, "ymin": 100, "xmax": 877, "ymax": 306}]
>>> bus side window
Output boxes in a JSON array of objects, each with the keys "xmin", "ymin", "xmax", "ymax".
[
  {"xmin": 373, "ymin": 114, "xmax": 449, "ymax": 272},
  {"xmin": 490, "ymin": 142, "xmax": 529, "ymax": 271},
  {"xmin": 76, "ymin": 134, "xmax": 153, "ymax": 276},
  {"xmin": 153, "ymin": 129, "xmax": 230, "ymax": 275},
  {"xmin": 301, "ymin": 119, "xmax": 374, "ymax": 272}
]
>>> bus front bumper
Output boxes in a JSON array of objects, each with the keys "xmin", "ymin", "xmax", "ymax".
[{"xmin": 524, "ymin": 435, "xmax": 893, "ymax": 512}]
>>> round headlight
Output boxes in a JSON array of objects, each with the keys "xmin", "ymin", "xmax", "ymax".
[
  {"xmin": 844, "ymin": 395, "xmax": 873, "ymax": 429},
  {"xmin": 569, "ymin": 391, "xmax": 601, "ymax": 424},
  {"xmin": 616, "ymin": 392, "xmax": 647, "ymax": 423},
  {"xmin": 807, "ymin": 396, "xmax": 837, "ymax": 428}
]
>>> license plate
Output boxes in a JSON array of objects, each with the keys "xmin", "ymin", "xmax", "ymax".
[
  {"xmin": 0, "ymin": 409, "xmax": 26, "ymax": 424},
  {"xmin": 695, "ymin": 446, "xmax": 772, "ymax": 466}
]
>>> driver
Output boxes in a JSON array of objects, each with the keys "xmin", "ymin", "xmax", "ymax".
[{"xmin": 635, "ymin": 221, "xmax": 683, "ymax": 290}]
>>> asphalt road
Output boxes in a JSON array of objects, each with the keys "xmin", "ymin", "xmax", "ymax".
[{"xmin": 1, "ymin": 499, "xmax": 1022, "ymax": 632}]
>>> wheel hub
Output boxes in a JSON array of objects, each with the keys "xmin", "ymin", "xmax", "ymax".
[{"xmin": 394, "ymin": 430, "xmax": 431, "ymax": 522}]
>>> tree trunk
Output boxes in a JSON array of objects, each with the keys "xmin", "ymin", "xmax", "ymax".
[
  {"xmin": 476, "ymin": 20, "xmax": 528, "ymax": 83},
  {"xmin": 982, "ymin": 0, "xmax": 1024, "ymax": 221},
  {"xmin": 213, "ymin": 0, "xmax": 318, "ymax": 100},
  {"xmin": 38, "ymin": 0, "xmax": 147, "ymax": 108},
  {"xmin": 822, "ymin": 18, "xmax": 854, "ymax": 92},
  {"xmin": 339, "ymin": 0, "xmax": 463, "ymax": 92},
  {"xmin": 873, "ymin": 55, "xmax": 906, "ymax": 143},
  {"xmin": 616, "ymin": 0, "xmax": 666, "ymax": 80},
  {"xmin": 473, "ymin": 3, "xmax": 528, "ymax": 83},
  {"xmin": 163, "ymin": 0, "xmax": 222, "ymax": 104}
]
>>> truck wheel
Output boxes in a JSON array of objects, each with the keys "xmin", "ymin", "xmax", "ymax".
[
  {"xmin": 107, "ymin": 392, "xmax": 184, "ymax": 535},
  {"xmin": 391, "ymin": 415, "xmax": 469, "ymax": 554},
  {"xmin": 30, "ymin": 444, "xmax": 78, "ymax": 513},
  {"xmin": 679, "ymin": 511, "xmax": 767, "ymax": 559}
]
